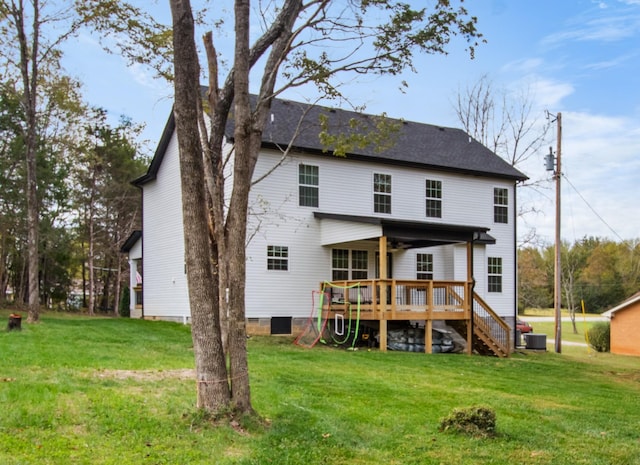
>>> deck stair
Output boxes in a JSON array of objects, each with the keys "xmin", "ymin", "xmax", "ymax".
[{"xmin": 449, "ymin": 292, "xmax": 511, "ymax": 357}]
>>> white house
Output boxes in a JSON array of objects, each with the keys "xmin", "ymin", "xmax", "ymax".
[
  {"xmin": 125, "ymin": 96, "xmax": 527, "ymax": 356},
  {"xmin": 120, "ymin": 230, "xmax": 142, "ymax": 316}
]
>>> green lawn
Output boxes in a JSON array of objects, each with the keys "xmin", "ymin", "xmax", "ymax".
[
  {"xmin": 1, "ymin": 310, "xmax": 639, "ymax": 464},
  {"xmin": 520, "ymin": 308, "xmax": 607, "ymax": 347}
]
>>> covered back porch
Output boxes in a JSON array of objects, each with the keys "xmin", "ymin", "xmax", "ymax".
[{"xmin": 314, "ymin": 213, "xmax": 512, "ymax": 357}]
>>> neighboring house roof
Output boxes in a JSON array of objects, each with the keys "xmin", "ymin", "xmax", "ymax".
[
  {"xmin": 602, "ymin": 291, "xmax": 640, "ymax": 318},
  {"xmin": 120, "ymin": 230, "xmax": 142, "ymax": 253},
  {"xmin": 133, "ymin": 95, "xmax": 528, "ymax": 186}
]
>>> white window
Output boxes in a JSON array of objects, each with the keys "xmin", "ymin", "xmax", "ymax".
[
  {"xmin": 267, "ymin": 246, "xmax": 288, "ymax": 271},
  {"xmin": 332, "ymin": 249, "xmax": 368, "ymax": 280},
  {"xmin": 425, "ymin": 179, "xmax": 442, "ymax": 218},
  {"xmin": 416, "ymin": 253, "xmax": 434, "ymax": 280},
  {"xmin": 494, "ymin": 188, "xmax": 508, "ymax": 224},
  {"xmin": 488, "ymin": 257, "xmax": 502, "ymax": 292},
  {"xmin": 373, "ymin": 173, "xmax": 391, "ymax": 214},
  {"xmin": 351, "ymin": 250, "xmax": 368, "ymax": 280},
  {"xmin": 299, "ymin": 164, "xmax": 319, "ymax": 207}
]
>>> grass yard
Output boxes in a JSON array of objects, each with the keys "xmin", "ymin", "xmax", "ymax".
[
  {"xmin": 1, "ymin": 310, "xmax": 639, "ymax": 464},
  {"xmin": 520, "ymin": 308, "xmax": 608, "ymax": 347}
]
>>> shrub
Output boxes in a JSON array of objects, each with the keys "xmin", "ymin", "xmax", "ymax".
[
  {"xmin": 587, "ymin": 321, "xmax": 610, "ymax": 352},
  {"xmin": 438, "ymin": 406, "xmax": 496, "ymax": 437},
  {"xmin": 119, "ymin": 286, "xmax": 130, "ymax": 317}
]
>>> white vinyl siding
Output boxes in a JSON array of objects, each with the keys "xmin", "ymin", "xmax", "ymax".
[
  {"xmin": 141, "ymin": 132, "xmax": 190, "ymax": 320},
  {"xmin": 319, "ymin": 219, "xmax": 382, "ymax": 246},
  {"xmin": 142, "ymin": 140, "xmax": 518, "ymax": 322},
  {"xmin": 246, "ymin": 150, "xmax": 517, "ymax": 318}
]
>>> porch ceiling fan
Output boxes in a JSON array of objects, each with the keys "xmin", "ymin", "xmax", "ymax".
[{"xmin": 388, "ymin": 240, "xmax": 412, "ymax": 251}]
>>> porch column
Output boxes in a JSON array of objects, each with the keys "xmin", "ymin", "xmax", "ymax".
[
  {"xmin": 466, "ymin": 241, "xmax": 473, "ymax": 355},
  {"xmin": 379, "ymin": 236, "xmax": 388, "ymax": 352}
]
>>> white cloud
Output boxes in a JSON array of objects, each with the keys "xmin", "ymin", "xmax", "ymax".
[
  {"xmin": 127, "ymin": 62, "xmax": 163, "ymax": 91},
  {"xmin": 519, "ymin": 110, "xmax": 640, "ymax": 243},
  {"xmin": 583, "ymin": 53, "xmax": 634, "ymax": 70},
  {"xmin": 528, "ymin": 77, "xmax": 574, "ymax": 109},
  {"xmin": 542, "ymin": 10, "xmax": 640, "ymax": 47},
  {"xmin": 501, "ymin": 58, "xmax": 544, "ymax": 74}
]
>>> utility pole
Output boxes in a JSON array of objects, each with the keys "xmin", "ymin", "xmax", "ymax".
[
  {"xmin": 554, "ymin": 113, "xmax": 562, "ymax": 353},
  {"xmin": 545, "ymin": 112, "xmax": 562, "ymax": 353}
]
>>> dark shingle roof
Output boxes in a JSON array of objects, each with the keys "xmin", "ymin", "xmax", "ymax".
[
  {"xmin": 135, "ymin": 94, "xmax": 528, "ymax": 185},
  {"xmin": 228, "ymin": 97, "xmax": 527, "ymax": 181},
  {"xmin": 120, "ymin": 230, "xmax": 142, "ymax": 253}
]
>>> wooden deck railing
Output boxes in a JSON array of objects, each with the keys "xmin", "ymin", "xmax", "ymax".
[{"xmin": 322, "ymin": 279, "xmax": 471, "ymax": 320}]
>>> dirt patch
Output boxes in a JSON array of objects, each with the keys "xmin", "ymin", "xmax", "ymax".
[
  {"xmin": 602, "ymin": 370, "xmax": 640, "ymax": 386},
  {"xmin": 96, "ymin": 368, "xmax": 195, "ymax": 381}
]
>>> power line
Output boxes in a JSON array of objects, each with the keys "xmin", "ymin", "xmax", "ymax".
[{"xmin": 562, "ymin": 173, "xmax": 629, "ymax": 246}]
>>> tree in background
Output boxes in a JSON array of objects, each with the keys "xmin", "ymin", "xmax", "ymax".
[
  {"xmin": 455, "ymin": 75, "xmax": 550, "ymax": 168},
  {"xmin": 72, "ymin": 110, "xmax": 146, "ymax": 315},
  {"xmin": 0, "ymin": 0, "xmax": 158, "ymax": 316},
  {"xmin": 170, "ymin": 0, "xmax": 482, "ymax": 416},
  {"xmin": 616, "ymin": 239, "xmax": 640, "ymax": 297},
  {"xmin": 453, "ymin": 75, "xmax": 551, "ymax": 245},
  {"xmin": 0, "ymin": 72, "xmax": 83, "ymax": 310},
  {"xmin": 559, "ymin": 240, "xmax": 590, "ymax": 334},
  {"xmin": 0, "ymin": 0, "xmax": 89, "ymax": 322},
  {"xmin": 0, "ymin": 84, "xmax": 24, "ymax": 303},
  {"xmin": 518, "ymin": 237, "xmax": 640, "ymax": 322},
  {"xmin": 517, "ymin": 247, "xmax": 550, "ymax": 311},
  {"xmin": 578, "ymin": 239, "xmax": 625, "ymax": 312}
]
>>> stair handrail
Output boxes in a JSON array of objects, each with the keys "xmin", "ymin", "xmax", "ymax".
[{"xmin": 472, "ymin": 292, "xmax": 511, "ymax": 355}]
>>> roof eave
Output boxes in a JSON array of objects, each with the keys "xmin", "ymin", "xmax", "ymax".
[
  {"xmin": 258, "ymin": 141, "xmax": 529, "ymax": 182},
  {"xmin": 133, "ymin": 109, "xmax": 176, "ymax": 187},
  {"xmin": 120, "ymin": 230, "xmax": 142, "ymax": 253}
]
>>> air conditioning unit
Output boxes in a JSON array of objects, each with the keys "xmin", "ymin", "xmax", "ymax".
[{"xmin": 524, "ymin": 333, "xmax": 547, "ymax": 350}]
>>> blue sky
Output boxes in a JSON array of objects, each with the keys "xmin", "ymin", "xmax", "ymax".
[{"xmin": 62, "ymin": 0, "xmax": 640, "ymax": 246}]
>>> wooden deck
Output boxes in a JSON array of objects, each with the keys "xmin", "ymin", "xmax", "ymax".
[{"xmin": 321, "ymin": 279, "xmax": 511, "ymax": 357}]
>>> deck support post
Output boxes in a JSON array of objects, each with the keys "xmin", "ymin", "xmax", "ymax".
[
  {"xmin": 425, "ymin": 319, "xmax": 432, "ymax": 353},
  {"xmin": 379, "ymin": 319, "xmax": 387, "ymax": 353},
  {"xmin": 466, "ymin": 241, "xmax": 474, "ymax": 355},
  {"xmin": 379, "ymin": 236, "xmax": 388, "ymax": 352}
]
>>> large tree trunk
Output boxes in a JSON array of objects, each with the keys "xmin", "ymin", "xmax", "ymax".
[
  {"xmin": 226, "ymin": 0, "xmax": 253, "ymax": 415},
  {"xmin": 87, "ymin": 188, "xmax": 96, "ymax": 316},
  {"xmin": 223, "ymin": 0, "xmax": 301, "ymax": 413},
  {"xmin": 13, "ymin": 0, "xmax": 42, "ymax": 323},
  {"xmin": 170, "ymin": 0, "xmax": 230, "ymax": 412},
  {"xmin": 114, "ymin": 255, "xmax": 122, "ymax": 317}
]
